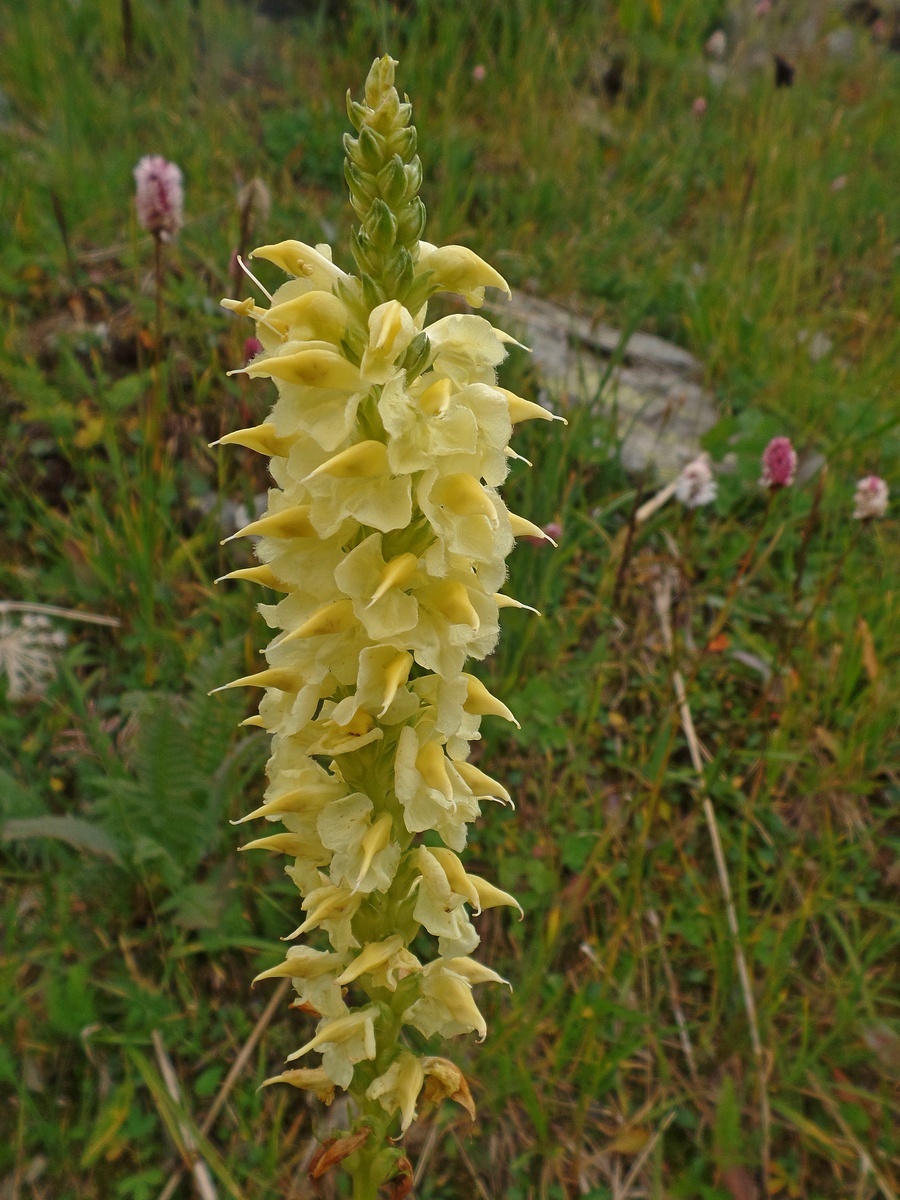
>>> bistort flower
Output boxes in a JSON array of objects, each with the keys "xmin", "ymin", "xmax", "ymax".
[
  {"xmin": 852, "ymin": 475, "xmax": 889, "ymax": 520},
  {"xmin": 675, "ymin": 454, "xmax": 717, "ymax": 508},
  {"xmin": 760, "ymin": 437, "xmax": 797, "ymax": 489},
  {"xmin": 133, "ymin": 155, "xmax": 184, "ymax": 241},
  {"xmin": 215, "ymin": 56, "xmax": 559, "ymax": 1197}
]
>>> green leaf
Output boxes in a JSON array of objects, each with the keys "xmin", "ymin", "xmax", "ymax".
[
  {"xmin": 159, "ymin": 881, "xmax": 226, "ymax": 930},
  {"xmin": 81, "ymin": 1077, "xmax": 136, "ymax": 1167},
  {"xmin": 2, "ymin": 815, "xmax": 123, "ymax": 864},
  {"xmin": 46, "ymin": 962, "xmax": 97, "ymax": 1037}
]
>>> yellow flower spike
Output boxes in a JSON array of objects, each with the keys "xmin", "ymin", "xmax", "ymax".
[
  {"xmin": 242, "ymin": 347, "xmax": 360, "ymax": 391},
  {"xmin": 355, "ymin": 813, "xmax": 393, "ymax": 888},
  {"xmin": 508, "ymin": 512, "xmax": 558, "ymax": 545},
  {"xmin": 213, "ymin": 58, "xmax": 532, "ymax": 1188},
  {"xmin": 417, "ymin": 243, "xmax": 511, "ymax": 308},
  {"xmin": 279, "ymin": 598, "xmax": 356, "ymax": 643},
  {"xmin": 336, "ymin": 935, "xmax": 405, "ymax": 986},
  {"xmin": 423, "ymin": 580, "xmax": 480, "ymax": 629},
  {"xmin": 418, "ymin": 376, "xmax": 452, "ymax": 415},
  {"xmin": 222, "ymin": 504, "xmax": 315, "ymax": 544},
  {"xmin": 452, "ymin": 759, "xmax": 513, "ymax": 806},
  {"xmin": 367, "ymin": 552, "xmax": 418, "ymax": 607},
  {"xmin": 414, "ymin": 740, "xmax": 453, "ymax": 800},
  {"xmin": 306, "ymin": 440, "xmax": 390, "ymax": 480},
  {"xmin": 429, "ymin": 473, "xmax": 498, "ymax": 523},
  {"xmin": 494, "ymin": 592, "xmax": 541, "ymax": 615},
  {"xmin": 211, "ymin": 667, "xmax": 302, "ymax": 694},
  {"xmin": 264, "ymin": 290, "xmax": 349, "ymax": 342},
  {"xmin": 251, "ymin": 239, "xmax": 347, "ymax": 287},
  {"xmin": 239, "ymin": 832, "xmax": 321, "ymax": 857},
  {"xmin": 212, "ymin": 423, "xmax": 295, "ymax": 457},
  {"xmin": 378, "ymin": 650, "xmax": 413, "ymax": 715},
  {"xmin": 428, "ymin": 847, "xmax": 481, "ymax": 911},
  {"xmin": 462, "ymin": 674, "xmax": 520, "ymax": 726},
  {"xmin": 215, "ymin": 564, "xmax": 294, "ymax": 591},
  {"xmin": 498, "ymin": 388, "xmax": 567, "ymax": 426},
  {"xmin": 260, "ymin": 1068, "xmax": 335, "ymax": 1105}
]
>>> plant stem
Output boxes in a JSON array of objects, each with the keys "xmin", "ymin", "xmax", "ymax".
[
  {"xmin": 151, "ymin": 232, "xmax": 165, "ymax": 472},
  {"xmin": 654, "ymin": 582, "xmax": 771, "ymax": 1196}
]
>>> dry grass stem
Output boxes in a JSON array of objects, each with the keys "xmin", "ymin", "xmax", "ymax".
[
  {"xmin": 645, "ymin": 910, "xmax": 699, "ymax": 1085},
  {"xmin": 150, "ymin": 1030, "xmax": 219, "ymax": 1200},
  {"xmin": 0, "ymin": 601, "xmax": 121, "ymax": 627},
  {"xmin": 157, "ymin": 979, "xmax": 291, "ymax": 1200},
  {"xmin": 805, "ymin": 1074, "xmax": 897, "ymax": 1200},
  {"xmin": 652, "ymin": 574, "xmax": 772, "ymax": 1195},
  {"xmin": 614, "ymin": 1111, "xmax": 676, "ymax": 1200}
]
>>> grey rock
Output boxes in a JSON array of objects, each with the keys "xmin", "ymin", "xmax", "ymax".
[
  {"xmin": 487, "ymin": 293, "xmax": 718, "ymax": 481},
  {"xmin": 826, "ymin": 26, "xmax": 857, "ymax": 57},
  {"xmin": 808, "ymin": 331, "xmax": 833, "ymax": 362}
]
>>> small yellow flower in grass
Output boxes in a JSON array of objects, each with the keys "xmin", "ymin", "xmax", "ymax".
[{"xmin": 214, "ymin": 54, "xmax": 558, "ymax": 1197}]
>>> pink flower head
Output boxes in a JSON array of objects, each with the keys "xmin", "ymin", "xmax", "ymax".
[
  {"xmin": 705, "ymin": 30, "xmax": 727, "ymax": 58},
  {"xmin": 852, "ymin": 475, "xmax": 889, "ymax": 520},
  {"xmin": 675, "ymin": 454, "xmax": 717, "ymax": 508},
  {"xmin": 760, "ymin": 437, "xmax": 797, "ymax": 489},
  {"xmin": 472, "ymin": 64, "xmax": 486, "ymax": 82},
  {"xmin": 754, "ymin": 0, "xmax": 771, "ymax": 15},
  {"xmin": 134, "ymin": 155, "xmax": 184, "ymax": 241},
  {"xmin": 244, "ymin": 337, "xmax": 263, "ymax": 364},
  {"xmin": 692, "ymin": 96, "xmax": 708, "ymax": 118}
]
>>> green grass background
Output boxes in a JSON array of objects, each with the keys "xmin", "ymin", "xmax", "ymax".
[{"xmin": 1, "ymin": 1, "xmax": 898, "ymax": 1197}]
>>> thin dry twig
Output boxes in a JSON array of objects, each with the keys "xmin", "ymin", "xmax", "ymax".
[
  {"xmin": 645, "ymin": 910, "xmax": 698, "ymax": 1085},
  {"xmin": 151, "ymin": 1030, "xmax": 219, "ymax": 1200},
  {"xmin": 0, "ymin": 601, "xmax": 121, "ymax": 627},
  {"xmin": 156, "ymin": 979, "xmax": 290, "ymax": 1200},
  {"xmin": 806, "ymin": 1073, "xmax": 898, "ymax": 1200},
  {"xmin": 614, "ymin": 1111, "xmax": 676, "ymax": 1200},
  {"xmin": 412, "ymin": 1120, "xmax": 441, "ymax": 1188},
  {"xmin": 636, "ymin": 479, "xmax": 677, "ymax": 525},
  {"xmin": 449, "ymin": 1126, "xmax": 492, "ymax": 1200},
  {"xmin": 652, "ymin": 573, "xmax": 772, "ymax": 1196}
]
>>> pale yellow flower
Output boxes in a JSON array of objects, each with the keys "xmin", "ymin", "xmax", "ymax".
[{"xmin": 366, "ymin": 1051, "xmax": 425, "ymax": 1132}]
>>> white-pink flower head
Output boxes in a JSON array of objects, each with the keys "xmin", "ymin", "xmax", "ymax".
[
  {"xmin": 852, "ymin": 475, "xmax": 889, "ymax": 521},
  {"xmin": 760, "ymin": 437, "xmax": 797, "ymax": 489},
  {"xmin": 675, "ymin": 454, "xmax": 717, "ymax": 509},
  {"xmin": 134, "ymin": 155, "xmax": 184, "ymax": 241}
]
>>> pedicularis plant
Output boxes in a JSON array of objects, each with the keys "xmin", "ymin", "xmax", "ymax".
[{"xmin": 216, "ymin": 56, "xmax": 560, "ymax": 1197}]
